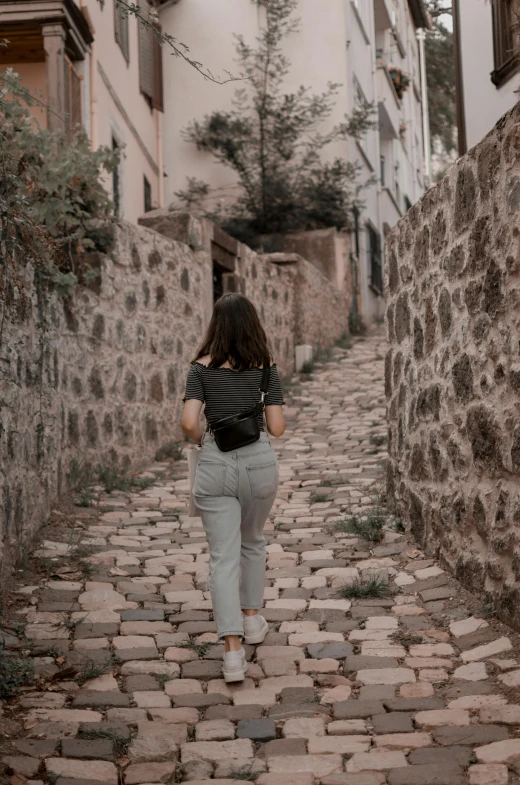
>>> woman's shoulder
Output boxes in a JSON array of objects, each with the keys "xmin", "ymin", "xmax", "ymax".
[{"xmin": 191, "ymin": 356, "xmax": 211, "ymax": 367}]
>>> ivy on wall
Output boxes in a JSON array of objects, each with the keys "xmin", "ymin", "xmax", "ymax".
[{"xmin": 0, "ymin": 69, "xmax": 118, "ymax": 463}]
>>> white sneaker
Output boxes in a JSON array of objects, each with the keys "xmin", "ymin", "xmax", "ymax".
[
  {"xmin": 243, "ymin": 613, "xmax": 269, "ymax": 645},
  {"xmin": 222, "ymin": 647, "xmax": 247, "ymax": 683}
]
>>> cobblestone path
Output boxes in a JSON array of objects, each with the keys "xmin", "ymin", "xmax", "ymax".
[{"xmin": 3, "ymin": 327, "xmax": 520, "ymax": 785}]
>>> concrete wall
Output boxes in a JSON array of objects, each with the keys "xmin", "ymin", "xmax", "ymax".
[
  {"xmin": 385, "ymin": 104, "xmax": 520, "ymax": 626},
  {"xmin": 277, "ymin": 228, "xmax": 351, "ymax": 293},
  {"xmin": 1, "ymin": 212, "xmax": 349, "ymax": 570},
  {"xmin": 459, "ymin": 0, "xmax": 520, "ymax": 150}
]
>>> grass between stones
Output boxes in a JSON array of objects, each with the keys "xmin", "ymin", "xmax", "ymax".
[
  {"xmin": 228, "ymin": 769, "xmax": 259, "ymax": 781},
  {"xmin": 155, "ymin": 440, "xmax": 185, "ymax": 461},
  {"xmin": 74, "ymin": 657, "xmax": 114, "ymax": 684},
  {"xmin": 337, "ymin": 576, "xmax": 390, "ymax": 599},
  {"xmin": 79, "ymin": 727, "xmax": 132, "ymax": 756},
  {"xmin": 310, "ymin": 492, "xmax": 331, "ymax": 503},
  {"xmin": 335, "ymin": 508, "xmax": 387, "ymax": 542},
  {"xmin": 179, "ymin": 641, "xmax": 216, "ymax": 657},
  {"xmin": 67, "ymin": 458, "xmax": 165, "ymax": 499},
  {"xmin": 0, "ymin": 644, "xmax": 35, "ymax": 700},
  {"xmin": 391, "ymin": 631, "xmax": 424, "ymax": 646}
]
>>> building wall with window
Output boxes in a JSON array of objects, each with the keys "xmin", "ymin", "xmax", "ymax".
[
  {"xmin": 0, "ymin": 0, "xmax": 164, "ymax": 223},
  {"xmin": 455, "ymin": 0, "xmax": 520, "ymax": 153},
  {"xmin": 159, "ymin": 0, "xmax": 430, "ymax": 324},
  {"xmin": 87, "ymin": 0, "xmax": 164, "ymax": 221}
]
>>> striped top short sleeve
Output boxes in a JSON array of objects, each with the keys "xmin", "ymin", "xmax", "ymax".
[{"xmin": 183, "ymin": 362, "xmax": 285, "ymax": 431}]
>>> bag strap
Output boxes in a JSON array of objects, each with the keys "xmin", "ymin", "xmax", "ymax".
[{"xmin": 259, "ymin": 364, "xmax": 271, "ymax": 407}]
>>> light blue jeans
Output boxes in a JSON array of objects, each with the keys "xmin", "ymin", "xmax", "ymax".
[{"xmin": 193, "ymin": 432, "xmax": 279, "ymax": 638}]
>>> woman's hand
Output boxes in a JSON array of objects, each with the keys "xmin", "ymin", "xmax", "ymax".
[
  {"xmin": 265, "ymin": 404, "xmax": 286, "ymax": 438},
  {"xmin": 182, "ymin": 399, "xmax": 205, "ymax": 444}
]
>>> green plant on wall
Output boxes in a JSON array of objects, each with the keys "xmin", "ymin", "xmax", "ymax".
[{"xmin": 0, "ymin": 69, "xmax": 118, "ymax": 488}]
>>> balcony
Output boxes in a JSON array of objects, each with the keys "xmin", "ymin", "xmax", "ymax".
[
  {"xmin": 380, "ymin": 186, "xmax": 402, "ymax": 231},
  {"xmin": 376, "ymin": 64, "xmax": 401, "ymax": 141},
  {"xmin": 0, "ymin": 0, "xmax": 92, "ymax": 132}
]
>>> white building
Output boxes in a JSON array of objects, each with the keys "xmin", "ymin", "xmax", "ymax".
[
  {"xmin": 0, "ymin": 0, "xmax": 165, "ymax": 223},
  {"xmin": 159, "ymin": 0, "xmax": 431, "ymax": 324},
  {"xmin": 454, "ymin": 0, "xmax": 520, "ymax": 154}
]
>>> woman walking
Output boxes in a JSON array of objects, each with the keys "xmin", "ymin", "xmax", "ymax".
[{"xmin": 182, "ymin": 293, "xmax": 286, "ymax": 682}]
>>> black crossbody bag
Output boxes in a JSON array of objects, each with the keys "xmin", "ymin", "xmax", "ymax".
[{"xmin": 208, "ymin": 366, "xmax": 271, "ymax": 452}]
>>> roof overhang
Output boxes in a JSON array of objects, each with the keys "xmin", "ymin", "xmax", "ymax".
[{"xmin": 0, "ymin": 0, "xmax": 93, "ymax": 62}]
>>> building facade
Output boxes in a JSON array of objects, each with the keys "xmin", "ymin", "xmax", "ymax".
[
  {"xmin": 159, "ymin": 0, "xmax": 431, "ymax": 323},
  {"xmin": 0, "ymin": 0, "xmax": 164, "ymax": 223},
  {"xmin": 454, "ymin": 0, "xmax": 520, "ymax": 154}
]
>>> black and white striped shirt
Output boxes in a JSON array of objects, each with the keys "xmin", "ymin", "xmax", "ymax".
[{"xmin": 183, "ymin": 362, "xmax": 285, "ymax": 431}]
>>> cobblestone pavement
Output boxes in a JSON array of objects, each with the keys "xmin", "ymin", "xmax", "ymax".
[{"xmin": 3, "ymin": 326, "xmax": 520, "ymax": 785}]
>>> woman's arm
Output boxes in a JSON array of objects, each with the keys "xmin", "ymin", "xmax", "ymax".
[
  {"xmin": 182, "ymin": 399, "xmax": 205, "ymax": 444},
  {"xmin": 265, "ymin": 404, "xmax": 286, "ymax": 438}
]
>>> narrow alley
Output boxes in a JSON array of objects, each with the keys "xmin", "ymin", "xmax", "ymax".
[{"xmin": 2, "ymin": 327, "xmax": 520, "ymax": 785}]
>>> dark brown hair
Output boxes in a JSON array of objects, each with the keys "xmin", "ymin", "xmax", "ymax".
[{"xmin": 194, "ymin": 293, "xmax": 272, "ymax": 371}]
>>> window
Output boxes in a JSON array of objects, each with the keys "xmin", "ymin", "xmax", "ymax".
[
  {"xmin": 367, "ymin": 223, "xmax": 382, "ymax": 295},
  {"xmin": 491, "ymin": 0, "xmax": 519, "ymax": 87},
  {"xmin": 114, "ymin": 0, "xmax": 129, "ymax": 62},
  {"xmin": 138, "ymin": 0, "xmax": 164, "ymax": 110},
  {"xmin": 380, "ymin": 154, "xmax": 386, "ymax": 187},
  {"xmin": 112, "ymin": 136, "xmax": 121, "ymax": 217},
  {"xmin": 404, "ymin": 195, "xmax": 412, "ymax": 212},
  {"xmin": 144, "ymin": 175, "xmax": 152, "ymax": 212}
]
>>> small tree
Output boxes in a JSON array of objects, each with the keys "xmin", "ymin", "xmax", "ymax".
[
  {"xmin": 425, "ymin": 1, "xmax": 456, "ymax": 159},
  {"xmin": 176, "ymin": 0, "xmax": 376, "ymax": 246}
]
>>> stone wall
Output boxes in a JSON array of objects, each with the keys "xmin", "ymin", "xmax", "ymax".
[
  {"xmin": 385, "ymin": 104, "xmax": 520, "ymax": 626},
  {"xmin": 0, "ymin": 222, "xmax": 209, "ymax": 570},
  {"xmin": 1, "ymin": 212, "xmax": 350, "ymax": 568}
]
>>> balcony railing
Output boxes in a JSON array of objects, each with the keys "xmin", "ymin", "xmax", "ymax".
[{"xmin": 376, "ymin": 62, "xmax": 401, "ymax": 141}]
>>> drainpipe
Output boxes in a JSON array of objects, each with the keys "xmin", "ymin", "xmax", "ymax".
[
  {"xmin": 80, "ymin": 1, "xmax": 97, "ymax": 149},
  {"xmin": 416, "ymin": 28, "xmax": 432, "ymax": 188},
  {"xmin": 89, "ymin": 37, "xmax": 98, "ymax": 150},
  {"xmin": 452, "ymin": 0, "xmax": 467, "ymax": 156},
  {"xmin": 350, "ymin": 206, "xmax": 360, "ymax": 330},
  {"xmin": 156, "ymin": 109, "xmax": 164, "ymax": 207}
]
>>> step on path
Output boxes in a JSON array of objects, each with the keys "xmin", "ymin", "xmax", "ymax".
[{"xmin": 2, "ymin": 326, "xmax": 520, "ymax": 785}]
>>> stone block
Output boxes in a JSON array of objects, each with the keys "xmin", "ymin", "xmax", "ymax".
[
  {"xmin": 60, "ymin": 739, "xmax": 114, "ymax": 760},
  {"xmin": 46, "ymin": 758, "xmax": 118, "ymax": 785},
  {"xmin": 333, "ymin": 700, "xmax": 386, "ymax": 719},
  {"xmin": 386, "ymin": 764, "xmax": 466, "ymax": 785},
  {"xmin": 124, "ymin": 761, "xmax": 176, "ymax": 783},
  {"xmin": 236, "ymin": 718, "xmax": 277, "ymax": 742}
]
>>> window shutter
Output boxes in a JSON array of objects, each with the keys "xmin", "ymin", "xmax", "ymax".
[
  {"xmin": 114, "ymin": 0, "xmax": 129, "ymax": 62},
  {"xmin": 491, "ymin": 0, "xmax": 519, "ymax": 85},
  {"xmin": 139, "ymin": 0, "xmax": 154, "ymax": 101},
  {"xmin": 152, "ymin": 23, "xmax": 163, "ymax": 111}
]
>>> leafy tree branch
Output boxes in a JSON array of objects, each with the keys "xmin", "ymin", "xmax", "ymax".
[
  {"xmin": 114, "ymin": 0, "xmax": 241, "ymax": 84},
  {"xmin": 176, "ymin": 0, "xmax": 376, "ymax": 246}
]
